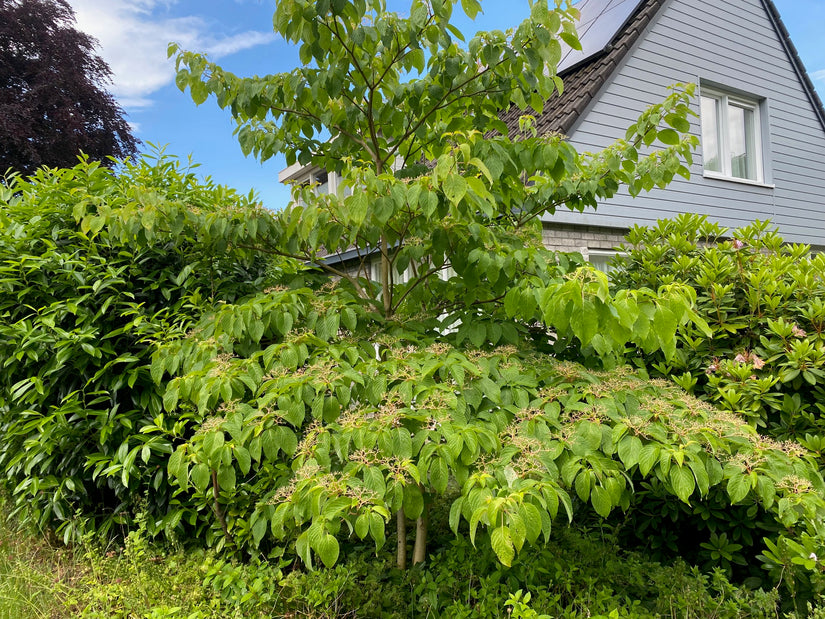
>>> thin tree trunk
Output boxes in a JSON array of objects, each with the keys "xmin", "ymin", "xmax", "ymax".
[
  {"xmin": 211, "ymin": 469, "xmax": 235, "ymax": 548},
  {"xmin": 396, "ymin": 509, "xmax": 407, "ymax": 570},
  {"xmin": 412, "ymin": 507, "xmax": 429, "ymax": 565},
  {"xmin": 381, "ymin": 235, "xmax": 391, "ymax": 316}
]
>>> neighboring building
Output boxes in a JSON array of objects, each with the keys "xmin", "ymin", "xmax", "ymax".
[
  {"xmin": 280, "ymin": 0, "xmax": 825, "ymax": 266},
  {"xmin": 500, "ymin": 0, "xmax": 825, "ymax": 258}
]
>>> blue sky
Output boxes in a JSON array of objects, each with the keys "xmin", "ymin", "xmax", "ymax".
[{"xmin": 65, "ymin": 0, "xmax": 825, "ymax": 210}]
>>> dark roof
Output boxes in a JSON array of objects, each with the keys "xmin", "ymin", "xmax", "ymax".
[{"xmin": 501, "ymin": 0, "xmax": 825, "ymax": 137}]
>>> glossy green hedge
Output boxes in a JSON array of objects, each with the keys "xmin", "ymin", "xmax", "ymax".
[{"xmin": 0, "ymin": 153, "xmax": 280, "ymax": 541}]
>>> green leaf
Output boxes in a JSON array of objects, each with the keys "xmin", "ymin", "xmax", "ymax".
[
  {"xmin": 252, "ymin": 514, "xmax": 268, "ymax": 546},
  {"xmin": 443, "ymin": 175, "xmax": 467, "ymax": 205},
  {"xmin": 617, "ymin": 435, "xmax": 642, "ymax": 468},
  {"xmin": 574, "ymin": 471, "xmax": 592, "ymax": 502},
  {"xmin": 520, "ymin": 503, "xmax": 542, "ymax": 544},
  {"xmin": 316, "ymin": 533, "xmax": 340, "ymax": 568},
  {"xmin": 393, "ymin": 428, "xmax": 413, "ymax": 459},
  {"xmin": 727, "ymin": 473, "xmax": 751, "ymax": 504},
  {"xmin": 670, "ymin": 465, "xmax": 695, "ymax": 503},
  {"xmin": 509, "ymin": 512, "xmax": 527, "ymax": 553},
  {"xmin": 403, "ymin": 484, "xmax": 424, "ymax": 519},
  {"xmin": 355, "ymin": 513, "xmax": 370, "ymax": 539},
  {"xmin": 590, "ymin": 485, "xmax": 612, "ymax": 518},
  {"xmin": 369, "ymin": 512, "xmax": 386, "ymax": 550},
  {"xmin": 167, "ymin": 448, "xmax": 188, "ymax": 488},
  {"xmin": 217, "ymin": 465, "xmax": 236, "ymax": 492},
  {"xmin": 190, "ymin": 463, "xmax": 210, "ymax": 492},
  {"xmin": 162, "ymin": 388, "xmax": 179, "ymax": 413},
  {"xmin": 638, "ymin": 445, "xmax": 659, "ymax": 476},
  {"xmin": 261, "ymin": 428, "xmax": 279, "ymax": 460},
  {"xmin": 460, "ymin": 0, "xmax": 482, "ymax": 19},
  {"xmin": 665, "ymin": 113, "xmax": 691, "ymax": 133},
  {"xmin": 234, "ymin": 446, "xmax": 252, "ymax": 475},
  {"xmin": 449, "ymin": 498, "xmax": 464, "ymax": 534},
  {"xmin": 491, "ymin": 526, "xmax": 515, "ymax": 567},
  {"xmin": 430, "ymin": 456, "xmax": 449, "ymax": 494}
]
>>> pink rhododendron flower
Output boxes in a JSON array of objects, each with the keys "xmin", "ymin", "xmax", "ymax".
[
  {"xmin": 734, "ymin": 351, "xmax": 765, "ymax": 369},
  {"xmin": 792, "ymin": 325, "xmax": 807, "ymax": 338}
]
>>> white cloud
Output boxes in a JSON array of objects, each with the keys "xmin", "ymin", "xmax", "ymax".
[
  {"xmin": 65, "ymin": 0, "xmax": 275, "ymax": 110},
  {"xmin": 205, "ymin": 31, "xmax": 276, "ymax": 57},
  {"xmin": 812, "ymin": 69, "xmax": 825, "ymax": 83}
]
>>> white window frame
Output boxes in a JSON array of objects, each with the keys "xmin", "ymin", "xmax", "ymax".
[
  {"xmin": 699, "ymin": 87, "xmax": 766, "ymax": 185},
  {"xmin": 586, "ymin": 248, "xmax": 625, "ymax": 274}
]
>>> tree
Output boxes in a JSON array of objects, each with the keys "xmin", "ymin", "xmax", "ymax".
[
  {"xmin": 0, "ymin": 0, "xmax": 138, "ymax": 175},
  {"xmin": 151, "ymin": 0, "xmax": 825, "ymax": 577}
]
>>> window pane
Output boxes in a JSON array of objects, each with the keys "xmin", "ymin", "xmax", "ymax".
[
  {"xmin": 728, "ymin": 104, "xmax": 757, "ymax": 180},
  {"xmin": 700, "ymin": 96, "xmax": 722, "ymax": 173},
  {"xmin": 314, "ymin": 171, "xmax": 329, "ymax": 195},
  {"xmin": 588, "ymin": 250, "xmax": 622, "ymax": 274}
]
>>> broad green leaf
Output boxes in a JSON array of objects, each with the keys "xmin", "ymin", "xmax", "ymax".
[
  {"xmin": 316, "ymin": 533, "xmax": 340, "ymax": 568},
  {"xmin": 234, "ymin": 446, "xmax": 252, "ymax": 475},
  {"xmin": 617, "ymin": 435, "xmax": 643, "ymax": 468},
  {"xmin": 670, "ymin": 465, "xmax": 695, "ymax": 503},
  {"xmin": 590, "ymin": 485, "xmax": 612, "ymax": 518},
  {"xmin": 369, "ymin": 512, "xmax": 386, "ymax": 550},
  {"xmin": 727, "ymin": 473, "xmax": 751, "ymax": 504},
  {"xmin": 491, "ymin": 526, "xmax": 515, "ymax": 567},
  {"xmin": 190, "ymin": 463, "xmax": 211, "ymax": 492},
  {"xmin": 638, "ymin": 445, "xmax": 659, "ymax": 476},
  {"xmin": 443, "ymin": 175, "xmax": 467, "ymax": 205},
  {"xmin": 355, "ymin": 513, "xmax": 370, "ymax": 539},
  {"xmin": 430, "ymin": 456, "xmax": 449, "ymax": 494},
  {"xmin": 403, "ymin": 484, "xmax": 424, "ymax": 519}
]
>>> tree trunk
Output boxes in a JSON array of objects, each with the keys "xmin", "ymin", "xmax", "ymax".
[
  {"xmin": 412, "ymin": 507, "xmax": 429, "ymax": 565},
  {"xmin": 211, "ymin": 469, "xmax": 235, "ymax": 548},
  {"xmin": 396, "ymin": 508, "xmax": 407, "ymax": 570},
  {"xmin": 381, "ymin": 235, "xmax": 391, "ymax": 316}
]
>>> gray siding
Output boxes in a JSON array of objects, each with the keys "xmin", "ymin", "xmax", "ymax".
[{"xmin": 546, "ymin": 0, "xmax": 825, "ymax": 245}]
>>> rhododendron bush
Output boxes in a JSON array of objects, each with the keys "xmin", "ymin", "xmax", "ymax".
[{"xmin": 611, "ymin": 215, "xmax": 825, "ymax": 449}]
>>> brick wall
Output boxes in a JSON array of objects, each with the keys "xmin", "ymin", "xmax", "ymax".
[
  {"xmin": 541, "ymin": 222, "xmax": 825, "ymax": 257},
  {"xmin": 541, "ymin": 223, "xmax": 629, "ymax": 257}
]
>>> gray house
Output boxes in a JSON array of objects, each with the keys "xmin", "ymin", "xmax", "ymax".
[
  {"xmin": 280, "ymin": 0, "xmax": 825, "ymax": 265},
  {"xmin": 506, "ymin": 0, "xmax": 825, "ymax": 261}
]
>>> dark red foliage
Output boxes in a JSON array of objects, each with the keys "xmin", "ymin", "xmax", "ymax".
[{"xmin": 0, "ymin": 0, "xmax": 138, "ymax": 175}]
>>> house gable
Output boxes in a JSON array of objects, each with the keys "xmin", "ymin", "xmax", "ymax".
[{"xmin": 538, "ymin": 0, "xmax": 825, "ymax": 247}]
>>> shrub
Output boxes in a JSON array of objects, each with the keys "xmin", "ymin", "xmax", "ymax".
[
  {"xmin": 151, "ymin": 287, "xmax": 825, "ymax": 589},
  {"xmin": 275, "ymin": 527, "xmax": 784, "ymax": 618},
  {"xmin": 0, "ymin": 152, "xmax": 282, "ymax": 542},
  {"xmin": 611, "ymin": 215, "xmax": 825, "ymax": 444}
]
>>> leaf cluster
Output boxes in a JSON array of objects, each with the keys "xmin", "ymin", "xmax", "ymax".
[
  {"xmin": 150, "ymin": 283, "xmax": 825, "ymax": 570},
  {"xmin": 611, "ymin": 215, "xmax": 825, "ymax": 444},
  {"xmin": 0, "ymin": 152, "xmax": 278, "ymax": 541}
]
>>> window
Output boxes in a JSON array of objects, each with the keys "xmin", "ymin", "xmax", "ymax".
[
  {"xmin": 700, "ymin": 87, "xmax": 764, "ymax": 183},
  {"xmin": 587, "ymin": 249, "xmax": 624, "ymax": 274},
  {"xmin": 312, "ymin": 171, "xmax": 329, "ymax": 195}
]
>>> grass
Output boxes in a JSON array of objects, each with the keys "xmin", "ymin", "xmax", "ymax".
[
  {"xmin": 0, "ymin": 509, "xmax": 226, "ymax": 619},
  {"xmin": 0, "ymin": 515, "xmax": 73, "ymax": 618}
]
